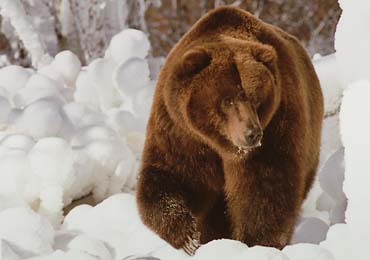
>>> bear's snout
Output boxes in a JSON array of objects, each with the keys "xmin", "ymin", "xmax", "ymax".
[
  {"xmin": 244, "ymin": 127, "xmax": 263, "ymax": 148},
  {"xmin": 228, "ymin": 122, "xmax": 263, "ymax": 150},
  {"xmin": 226, "ymin": 102, "xmax": 263, "ymax": 150}
]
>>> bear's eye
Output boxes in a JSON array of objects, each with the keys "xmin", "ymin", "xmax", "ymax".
[{"xmin": 222, "ymin": 97, "xmax": 234, "ymax": 108}]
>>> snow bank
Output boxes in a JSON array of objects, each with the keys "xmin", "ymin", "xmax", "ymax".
[
  {"xmin": 320, "ymin": 80, "xmax": 370, "ymax": 259},
  {"xmin": 0, "ymin": 30, "xmax": 154, "ymax": 233},
  {"xmin": 318, "ymin": 1, "xmax": 370, "ymax": 259},
  {"xmin": 335, "ymin": 0, "xmax": 370, "ymax": 84}
]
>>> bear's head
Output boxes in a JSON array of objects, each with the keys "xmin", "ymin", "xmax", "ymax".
[{"xmin": 164, "ymin": 38, "xmax": 281, "ymax": 157}]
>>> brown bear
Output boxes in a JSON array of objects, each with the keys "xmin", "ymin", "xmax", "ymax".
[{"xmin": 136, "ymin": 6, "xmax": 323, "ymax": 255}]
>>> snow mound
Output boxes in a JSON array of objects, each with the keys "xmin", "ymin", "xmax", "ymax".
[
  {"xmin": 0, "ymin": 28, "xmax": 155, "ymax": 231},
  {"xmin": 335, "ymin": 0, "xmax": 370, "ymax": 84},
  {"xmin": 321, "ymin": 80, "xmax": 370, "ymax": 259},
  {"xmin": 108, "ymin": 29, "xmax": 151, "ymax": 65}
]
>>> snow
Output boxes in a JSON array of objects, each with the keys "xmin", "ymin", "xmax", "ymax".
[
  {"xmin": 51, "ymin": 51, "xmax": 81, "ymax": 87},
  {"xmin": 0, "ymin": 207, "xmax": 54, "ymax": 256},
  {"xmin": 108, "ymin": 29, "xmax": 151, "ymax": 65},
  {"xmin": 321, "ymin": 79, "xmax": 370, "ymax": 259},
  {"xmin": 291, "ymin": 217, "xmax": 329, "ymax": 244},
  {"xmin": 0, "ymin": 0, "xmax": 370, "ymax": 258},
  {"xmin": 12, "ymin": 97, "xmax": 66, "ymax": 139},
  {"xmin": 283, "ymin": 244, "xmax": 335, "ymax": 260},
  {"xmin": 0, "ymin": 28, "xmax": 155, "ymax": 259},
  {"xmin": 114, "ymin": 57, "xmax": 151, "ymax": 97},
  {"xmin": 0, "ymin": 0, "xmax": 52, "ymax": 68},
  {"xmin": 335, "ymin": 0, "xmax": 370, "ymax": 84},
  {"xmin": 0, "ymin": 65, "xmax": 33, "ymax": 97},
  {"xmin": 87, "ymin": 58, "xmax": 122, "ymax": 111}
]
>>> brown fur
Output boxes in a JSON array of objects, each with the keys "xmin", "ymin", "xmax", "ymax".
[{"xmin": 136, "ymin": 6, "xmax": 323, "ymax": 254}]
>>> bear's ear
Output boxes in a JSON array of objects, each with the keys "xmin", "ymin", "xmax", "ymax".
[
  {"xmin": 251, "ymin": 43, "xmax": 277, "ymax": 69},
  {"xmin": 175, "ymin": 48, "xmax": 212, "ymax": 79}
]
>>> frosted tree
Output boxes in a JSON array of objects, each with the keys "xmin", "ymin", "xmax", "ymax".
[
  {"xmin": 0, "ymin": 0, "xmax": 52, "ymax": 68},
  {"xmin": 0, "ymin": 0, "xmax": 160, "ymax": 66}
]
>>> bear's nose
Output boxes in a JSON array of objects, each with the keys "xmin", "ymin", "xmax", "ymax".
[{"xmin": 244, "ymin": 128, "xmax": 263, "ymax": 147}]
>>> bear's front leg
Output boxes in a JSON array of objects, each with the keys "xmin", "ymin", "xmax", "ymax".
[
  {"xmin": 136, "ymin": 166, "xmax": 201, "ymax": 255},
  {"xmin": 224, "ymin": 157, "xmax": 304, "ymax": 249}
]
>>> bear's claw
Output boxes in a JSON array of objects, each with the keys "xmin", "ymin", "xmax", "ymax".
[{"xmin": 182, "ymin": 232, "xmax": 201, "ymax": 255}]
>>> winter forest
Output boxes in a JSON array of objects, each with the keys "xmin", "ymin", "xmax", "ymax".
[{"xmin": 0, "ymin": 0, "xmax": 369, "ymax": 259}]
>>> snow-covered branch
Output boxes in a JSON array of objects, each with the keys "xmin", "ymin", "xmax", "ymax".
[{"xmin": 0, "ymin": 0, "xmax": 51, "ymax": 68}]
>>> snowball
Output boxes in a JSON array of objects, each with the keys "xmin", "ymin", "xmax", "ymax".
[
  {"xmin": 291, "ymin": 217, "xmax": 329, "ymax": 244},
  {"xmin": 319, "ymin": 148, "xmax": 345, "ymax": 201},
  {"xmin": 329, "ymin": 201, "xmax": 347, "ymax": 225},
  {"xmin": 24, "ymin": 74, "xmax": 63, "ymax": 91},
  {"xmin": 0, "ymin": 65, "xmax": 32, "ymax": 95},
  {"xmin": 28, "ymin": 137, "xmax": 74, "ymax": 186},
  {"xmin": 316, "ymin": 192, "xmax": 334, "ymax": 215},
  {"xmin": 114, "ymin": 57, "xmax": 150, "ymax": 96},
  {"xmin": 313, "ymin": 54, "xmax": 343, "ymax": 114},
  {"xmin": 53, "ymin": 231, "xmax": 78, "ymax": 252},
  {"xmin": 109, "ymin": 150, "xmax": 136, "ymax": 194},
  {"xmin": 71, "ymin": 125, "xmax": 117, "ymax": 147},
  {"xmin": 107, "ymin": 110, "xmax": 143, "ymax": 136},
  {"xmin": 13, "ymin": 84, "xmax": 63, "ymax": 108},
  {"xmin": 193, "ymin": 239, "xmax": 248, "ymax": 260},
  {"xmin": 0, "ymin": 207, "xmax": 54, "ymax": 256},
  {"xmin": 0, "ymin": 86, "xmax": 11, "ymax": 100},
  {"xmin": 319, "ymin": 114, "xmax": 342, "ymax": 167},
  {"xmin": 62, "ymin": 102, "xmax": 88, "ymax": 128},
  {"xmin": 109, "ymin": 29, "xmax": 150, "ymax": 65},
  {"xmin": 300, "ymin": 180, "xmax": 330, "ymax": 224},
  {"xmin": 283, "ymin": 244, "xmax": 335, "ymax": 260},
  {"xmin": 0, "ymin": 193, "xmax": 27, "ymax": 212},
  {"xmin": 63, "ymin": 102, "xmax": 104, "ymax": 129},
  {"xmin": 74, "ymin": 70, "xmax": 99, "ymax": 110},
  {"xmin": 0, "ymin": 96, "xmax": 11, "ymax": 127},
  {"xmin": 87, "ymin": 58, "xmax": 121, "ymax": 111},
  {"xmin": 38, "ymin": 65, "xmax": 66, "ymax": 86},
  {"xmin": 13, "ymin": 97, "xmax": 65, "ymax": 139},
  {"xmin": 83, "ymin": 140, "xmax": 133, "ymax": 200},
  {"xmin": 317, "ymin": 148, "xmax": 346, "ymax": 224},
  {"xmin": 28, "ymin": 138, "xmax": 75, "ymax": 225},
  {"xmin": 63, "ymin": 194, "xmax": 167, "ymax": 259},
  {"xmin": 67, "ymin": 235, "xmax": 113, "ymax": 260},
  {"xmin": 0, "ymin": 239, "xmax": 22, "ymax": 260},
  {"xmin": 78, "ymin": 111, "xmax": 106, "ymax": 128},
  {"xmin": 194, "ymin": 241, "xmax": 289, "ymax": 260},
  {"xmin": 133, "ymin": 84, "xmax": 155, "ymax": 118},
  {"xmin": 0, "ymin": 151, "xmax": 31, "ymax": 197},
  {"xmin": 51, "ymin": 51, "xmax": 81, "ymax": 86},
  {"xmin": 0, "ymin": 134, "xmax": 35, "ymax": 152}
]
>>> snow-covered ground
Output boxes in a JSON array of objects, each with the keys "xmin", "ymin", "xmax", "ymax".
[{"xmin": 1, "ymin": 0, "xmax": 370, "ymax": 259}]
